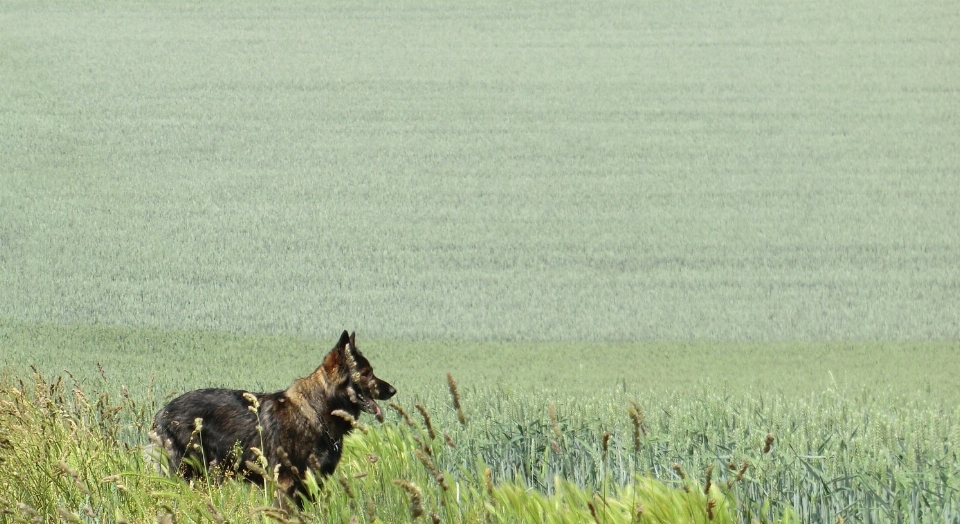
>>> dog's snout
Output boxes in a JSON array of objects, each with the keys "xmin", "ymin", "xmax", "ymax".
[{"xmin": 378, "ymin": 381, "xmax": 397, "ymax": 400}]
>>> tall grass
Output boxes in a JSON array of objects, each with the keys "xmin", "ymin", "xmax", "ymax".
[
  {"xmin": 0, "ymin": 370, "xmax": 773, "ymax": 523},
  {"xmin": 405, "ymin": 383, "xmax": 960, "ymax": 522},
  {"xmin": 4, "ymin": 324, "xmax": 959, "ymax": 520},
  {"xmin": 3, "ymin": 359, "xmax": 958, "ymax": 521}
]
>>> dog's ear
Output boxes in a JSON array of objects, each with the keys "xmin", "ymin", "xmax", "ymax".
[
  {"xmin": 336, "ymin": 330, "xmax": 350, "ymax": 350},
  {"xmin": 323, "ymin": 331, "xmax": 352, "ymax": 373},
  {"xmin": 349, "ymin": 331, "xmax": 356, "ymax": 347}
]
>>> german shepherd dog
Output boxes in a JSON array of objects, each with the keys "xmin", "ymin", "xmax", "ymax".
[{"xmin": 149, "ymin": 331, "xmax": 395, "ymax": 506}]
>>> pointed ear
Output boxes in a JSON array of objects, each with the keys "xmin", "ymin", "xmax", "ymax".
[
  {"xmin": 349, "ymin": 331, "xmax": 356, "ymax": 347},
  {"xmin": 336, "ymin": 330, "xmax": 350, "ymax": 350}
]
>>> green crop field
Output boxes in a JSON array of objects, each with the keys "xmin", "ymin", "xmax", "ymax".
[
  {"xmin": 2, "ymin": 0, "xmax": 959, "ymax": 522},
  {"xmin": 2, "ymin": 0, "xmax": 958, "ymax": 340}
]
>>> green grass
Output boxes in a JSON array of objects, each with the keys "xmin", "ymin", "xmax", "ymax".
[
  {"xmin": 4, "ymin": 320, "xmax": 960, "ymax": 402},
  {"xmin": 2, "ymin": 367, "xmax": 792, "ymax": 524},
  {"xmin": 2, "ymin": 0, "xmax": 959, "ymax": 521},
  {"xmin": 3, "ymin": 323, "xmax": 960, "ymax": 521},
  {"xmin": 2, "ymin": 0, "xmax": 959, "ymax": 340}
]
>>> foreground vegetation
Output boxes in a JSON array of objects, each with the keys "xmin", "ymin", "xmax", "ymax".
[
  {"xmin": 3, "ymin": 324, "xmax": 959, "ymax": 522},
  {"xmin": 1, "ymin": 370, "xmax": 786, "ymax": 523}
]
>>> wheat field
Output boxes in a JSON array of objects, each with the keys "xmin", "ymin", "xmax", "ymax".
[
  {"xmin": 2, "ymin": 0, "xmax": 960, "ymax": 521},
  {"xmin": 2, "ymin": 0, "xmax": 958, "ymax": 340}
]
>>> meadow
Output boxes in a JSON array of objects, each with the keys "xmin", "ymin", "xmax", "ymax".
[{"xmin": 2, "ymin": 0, "xmax": 960, "ymax": 522}]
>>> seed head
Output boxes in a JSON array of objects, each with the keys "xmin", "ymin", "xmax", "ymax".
[
  {"xmin": 389, "ymin": 402, "xmax": 414, "ymax": 426},
  {"xmin": 763, "ymin": 434, "xmax": 775, "ymax": 454},
  {"xmin": 671, "ymin": 462, "xmax": 687, "ymax": 480},
  {"xmin": 393, "ymin": 479, "xmax": 425, "ymax": 520},
  {"xmin": 332, "ymin": 409, "xmax": 367, "ymax": 434},
  {"xmin": 587, "ymin": 501, "xmax": 600, "ymax": 524},
  {"xmin": 338, "ymin": 475, "xmax": 356, "ymax": 501},
  {"xmin": 549, "ymin": 403, "xmax": 562, "ymax": 440},
  {"xmin": 415, "ymin": 404, "xmax": 436, "ymax": 440},
  {"xmin": 242, "ymin": 392, "xmax": 260, "ymax": 410},
  {"xmin": 443, "ymin": 433, "xmax": 457, "ymax": 448},
  {"xmin": 447, "ymin": 373, "xmax": 466, "ymax": 426}
]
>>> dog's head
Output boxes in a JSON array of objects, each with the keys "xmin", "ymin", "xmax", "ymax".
[{"xmin": 326, "ymin": 331, "xmax": 396, "ymax": 420}]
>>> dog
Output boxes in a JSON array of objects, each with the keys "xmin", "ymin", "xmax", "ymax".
[{"xmin": 149, "ymin": 330, "xmax": 395, "ymax": 505}]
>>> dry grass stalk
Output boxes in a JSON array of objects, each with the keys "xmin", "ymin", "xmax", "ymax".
[
  {"xmin": 57, "ymin": 507, "xmax": 83, "ymax": 523},
  {"xmin": 484, "ymin": 467, "xmax": 495, "ymax": 506},
  {"xmin": 338, "ymin": 475, "xmax": 356, "ymax": 508},
  {"xmin": 393, "ymin": 479, "xmax": 425, "ymax": 520},
  {"xmin": 671, "ymin": 462, "xmax": 687, "ymax": 480},
  {"xmin": 415, "ymin": 449, "xmax": 449, "ymax": 491},
  {"xmin": 415, "ymin": 403, "xmax": 436, "ymax": 440},
  {"xmin": 58, "ymin": 460, "xmax": 90, "ymax": 495},
  {"xmin": 727, "ymin": 460, "xmax": 750, "ymax": 488},
  {"xmin": 672, "ymin": 463, "xmax": 690, "ymax": 492},
  {"xmin": 703, "ymin": 464, "xmax": 715, "ymax": 495},
  {"xmin": 443, "ymin": 433, "xmax": 456, "ymax": 448},
  {"xmin": 331, "ymin": 409, "xmax": 367, "ymax": 434},
  {"xmin": 446, "ymin": 373, "xmax": 466, "ymax": 426},
  {"xmin": 707, "ymin": 499, "xmax": 717, "ymax": 520},
  {"xmin": 549, "ymin": 403, "xmax": 562, "ymax": 441},
  {"xmin": 250, "ymin": 506, "xmax": 292, "ymax": 523},
  {"xmin": 587, "ymin": 501, "xmax": 600, "ymax": 524},
  {"xmin": 601, "ymin": 431, "xmax": 611, "ymax": 462},
  {"xmin": 412, "ymin": 433, "xmax": 430, "ymax": 456},
  {"xmin": 627, "ymin": 399, "xmax": 645, "ymax": 452},
  {"xmin": 16, "ymin": 503, "xmax": 39, "ymax": 520},
  {"xmin": 389, "ymin": 402, "xmax": 414, "ymax": 426},
  {"xmin": 250, "ymin": 446, "xmax": 268, "ymax": 470},
  {"xmin": 205, "ymin": 501, "xmax": 226, "ymax": 523},
  {"xmin": 244, "ymin": 460, "xmax": 270, "ymax": 479}
]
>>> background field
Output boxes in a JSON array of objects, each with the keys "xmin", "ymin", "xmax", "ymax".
[
  {"xmin": 2, "ymin": 0, "xmax": 958, "ymax": 340},
  {"xmin": 2, "ymin": 1, "xmax": 960, "ymax": 521},
  {"xmin": 4, "ymin": 320, "xmax": 960, "ymax": 404}
]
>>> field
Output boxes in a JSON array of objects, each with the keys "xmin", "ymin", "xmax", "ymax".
[
  {"xmin": 3, "ymin": 323, "xmax": 960, "ymax": 522},
  {"xmin": 2, "ymin": 0, "xmax": 960, "ymax": 522},
  {"xmin": 2, "ymin": 0, "xmax": 958, "ymax": 340}
]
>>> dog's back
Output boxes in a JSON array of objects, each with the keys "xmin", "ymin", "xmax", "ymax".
[{"xmin": 151, "ymin": 388, "xmax": 262, "ymax": 478}]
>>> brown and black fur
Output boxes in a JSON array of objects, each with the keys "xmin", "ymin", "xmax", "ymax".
[{"xmin": 149, "ymin": 331, "xmax": 395, "ymax": 506}]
